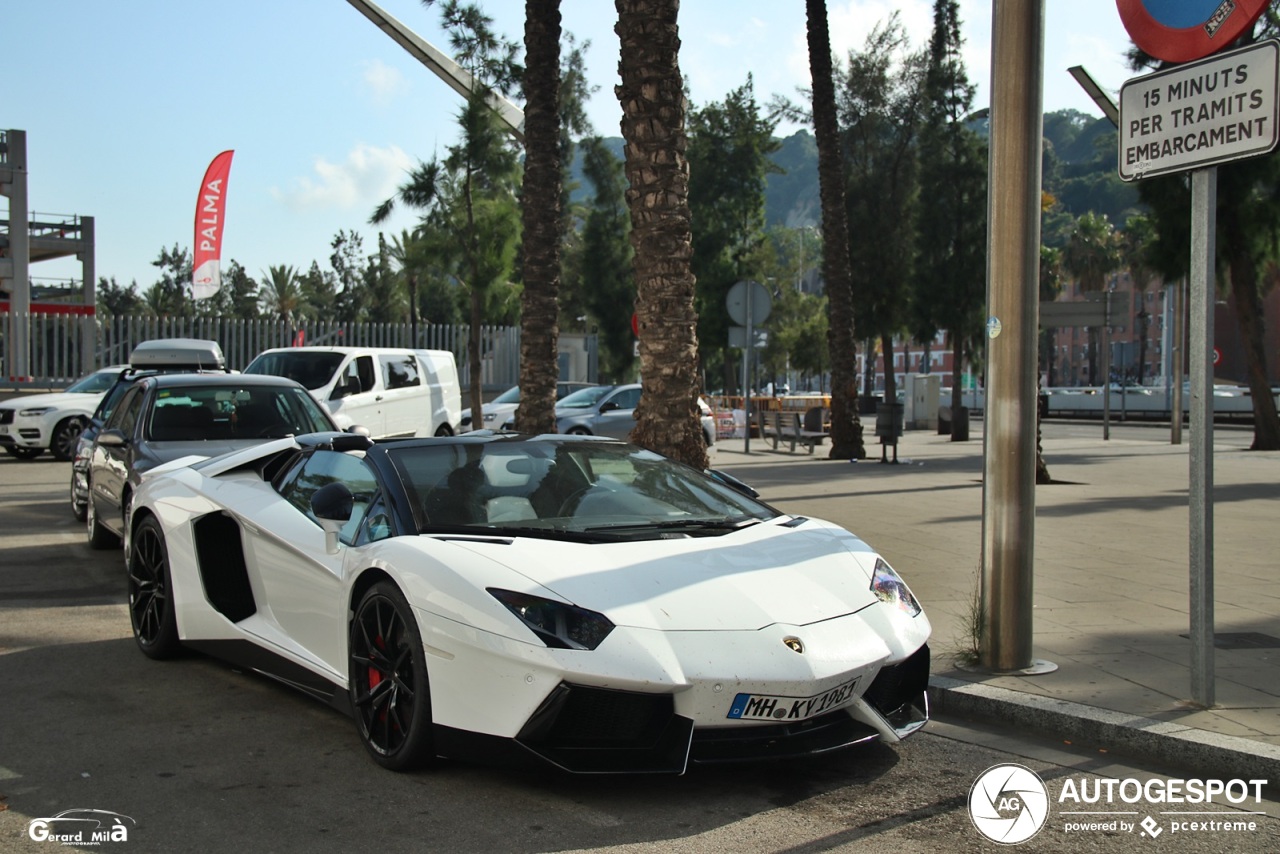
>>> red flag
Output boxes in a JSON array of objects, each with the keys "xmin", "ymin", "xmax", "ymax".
[{"xmin": 191, "ymin": 150, "xmax": 234, "ymax": 300}]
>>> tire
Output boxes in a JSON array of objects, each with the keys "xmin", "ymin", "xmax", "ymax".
[
  {"xmin": 70, "ymin": 472, "xmax": 88, "ymax": 522},
  {"xmin": 3, "ymin": 445, "xmax": 43, "ymax": 460},
  {"xmin": 128, "ymin": 515, "xmax": 182, "ymax": 659},
  {"xmin": 86, "ymin": 486, "xmax": 121, "ymax": 550},
  {"xmin": 349, "ymin": 581, "xmax": 434, "ymax": 771},
  {"xmin": 49, "ymin": 418, "xmax": 84, "ymax": 462},
  {"xmin": 566, "ymin": 426, "xmax": 592, "ymax": 436}
]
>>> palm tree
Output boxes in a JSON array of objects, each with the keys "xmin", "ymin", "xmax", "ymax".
[
  {"xmin": 614, "ymin": 0, "xmax": 706, "ymax": 469},
  {"xmin": 259, "ymin": 264, "xmax": 302, "ymax": 326},
  {"xmin": 386, "ymin": 230, "xmax": 426, "ymax": 341},
  {"xmin": 516, "ymin": 0, "xmax": 562, "ymax": 436},
  {"xmin": 1063, "ymin": 212, "xmax": 1122, "ymax": 385},
  {"xmin": 805, "ymin": 0, "xmax": 864, "ymax": 459}
]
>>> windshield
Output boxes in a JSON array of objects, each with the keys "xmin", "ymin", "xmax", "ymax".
[
  {"xmin": 556, "ymin": 386, "xmax": 615, "ymax": 410},
  {"xmin": 66, "ymin": 369, "xmax": 123, "ymax": 395},
  {"xmin": 388, "ymin": 439, "xmax": 775, "ymax": 539},
  {"xmin": 243, "ymin": 351, "xmax": 345, "ymax": 391},
  {"xmin": 492, "ymin": 386, "xmax": 521, "ymax": 405},
  {"xmin": 147, "ymin": 384, "xmax": 334, "ymax": 441}
]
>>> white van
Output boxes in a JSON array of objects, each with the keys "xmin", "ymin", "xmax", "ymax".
[{"xmin": 244, "ymin": 347, "xmax": 460, "ymax": 438}]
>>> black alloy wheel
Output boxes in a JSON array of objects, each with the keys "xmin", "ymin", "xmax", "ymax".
[
  {"xmin": 128, "ymin": 515, "xmax": 182, "ymax": 659},
  {"xmin": 50, "ymin": 418, "xmax": 84, "ymax": 462},
  {"xmin": 70, "ymin": 473, "xmax": 88, "ymax": 522},
  {"xmin": 349, "ymin": 582, "xmax": 434, "ymax": 771},
  {"xmin": 86, "ymin": 484, "xmax": 121, "ymax": 550}
]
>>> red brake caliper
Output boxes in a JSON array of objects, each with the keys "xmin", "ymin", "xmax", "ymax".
[{"xmin": 369, "ymin": 635, "xmax": 385, "ymax": 692}]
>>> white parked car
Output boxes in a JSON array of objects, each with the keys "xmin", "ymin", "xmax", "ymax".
[
  {"xmin": 124, "ymin": 432, "xmax": 930, "ymax": 774},
  {"xmin": 0, "ymin": 365, "xmax": 128, "ymax": 461},
  {"xmin": 459, "ymin": 381, "xmax": 597, "ymax": 432}
]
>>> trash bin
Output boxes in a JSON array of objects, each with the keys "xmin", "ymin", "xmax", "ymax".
[
  {"xmin": 938, "ymin": 405, "xmax": 952, "ymax": 435},
  {"xmin": 951, "ymin": 405, "xmax": 970, "ymax": 442},
  {"xmin": 857, "ymin": 394, "xmax": 881, "ymax": 416},
  {"xmin": 874, "ymin": 403, "xmax": 904, "ymax": 441}
]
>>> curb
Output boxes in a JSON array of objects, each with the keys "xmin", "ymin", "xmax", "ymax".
[{"xmin": 928, "ymin": 675, "xmax": 1280, "ymax": 786}]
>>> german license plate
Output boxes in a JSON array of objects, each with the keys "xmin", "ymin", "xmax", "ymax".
[{"xmin": 726, "ymin": 677, "xmax": 861, "ymax": 722}]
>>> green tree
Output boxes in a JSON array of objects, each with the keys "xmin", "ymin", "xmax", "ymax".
[
  {"xmin": 373, "ymin": 1, "xmax": 523, "ymax": 421},
  {"xmin": 330, "ymin": 230, "xmax": 367, "ymax": 323},
  {"xmin": 577, "ymin": 136, "xmax": 636, "ymax": 381},
  {"xmin": 96, "ymin": 276, "xmax": 144, "ymax": 317},
  {"xmin": 299, "ymin": 260, "xmax": 338, "ymax": 323},
  {"xmin": 259, "ymin": 264, "xmax": 303, "ymax": 325},
  {"xmin": 615, "ymin": 0, "xmax": 706, "ymax": 468},
  {"xmin": 145, "ymin": 245, "xmax": 191, "ymax": 317},
  {"xmin": 687, "ymin": 75, "xmax": 781, "ymax": 394},
  {"xmin": 912, "ymin": 0, "xmax": 986, "ymax": 441},
  {"xmin": 1063, "ymin": 211, "xmax": 1122, "ymax": 385},
  {"xmin": 805, "ymin": 0, "xmax": 865, "ymax": 459},
  {"xmin": 840, "ymin": 15, "xmax": 925, "ymax": 410}
]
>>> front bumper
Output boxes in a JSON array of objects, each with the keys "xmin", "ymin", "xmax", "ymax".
[
  {"xmin": 420, "ymin": 606, "xmax": 930, "ymax": 774},
  {"xmin": 0, "ymin": 415, "xmax": 51, "ymax": 449}
]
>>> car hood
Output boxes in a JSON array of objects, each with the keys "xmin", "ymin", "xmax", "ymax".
[
  {"xmin": 139, "ymin": 439, "xmax": 281, "ymax": 470},
  {"xmin": 0, "ymin": 391, "xmax": 102, "ymax": 411},
  {"xmin": 444, "ymin": 519, "xmax": 882, "ymax": 631}
]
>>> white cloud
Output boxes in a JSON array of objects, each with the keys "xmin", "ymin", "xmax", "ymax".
[
  {"xmin": 362, "ymin": 58, "xmax": 406, "ymax": 106},
  {"xmin": 271, "ymin": 143, "xmax": 414, "ymax": 213}
]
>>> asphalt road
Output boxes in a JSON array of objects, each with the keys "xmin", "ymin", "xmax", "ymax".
[{"xmin": 1, "ymin": 452, "xmax": 1277, "ymax": 853}]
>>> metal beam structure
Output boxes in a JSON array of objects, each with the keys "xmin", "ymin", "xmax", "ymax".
[{"xmin": 345, "ymin": 0, "xmax": 525, "ymax": 141}]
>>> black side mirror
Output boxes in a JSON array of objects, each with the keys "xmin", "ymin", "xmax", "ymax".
[
  {"xmin": 311, "ymin": 481, "xmax": 354, "ymax": 523},
  {"xmin": 598, "ymin": 401, "xmax": 619, "ymax": 414}
]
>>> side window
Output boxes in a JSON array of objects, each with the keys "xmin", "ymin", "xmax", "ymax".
[
  {"xmin": 277, "ymin": 450, "xmax": 379, "ymax": 545},
  {"xmin": 380, "ymin": 354, "xmax": 420, "ymax": 390},
  {"xmin": 107, "ymin": 386, "xmax": 145, "ymax": 436},
  {"xmin": 355, "ymin": 356, "xmax": 376, "ymax": 393},
  {"xmin": 355, "ymin": 495, "xmax": 393, "ymax": 545},
  {"xmin": 613, "ymin": 388, "xmax": 642, "ymax": 410}
]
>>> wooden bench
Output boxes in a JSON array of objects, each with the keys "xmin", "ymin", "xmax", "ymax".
[{"xmin": 761, "ymin": 408, "xmax": 828, "ymax": 454}]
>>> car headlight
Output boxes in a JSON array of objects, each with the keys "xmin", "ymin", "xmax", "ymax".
[
  {"xmin": 18, "ymin": 406, "xmax": 56, "ymax": 417},
  {"xmin": 488, "ymin": 588, "xmax": 615, "ymax": 650},
  {"xmin": 871, "ymin": 558, "xmax": 922, "ymax": 617}
]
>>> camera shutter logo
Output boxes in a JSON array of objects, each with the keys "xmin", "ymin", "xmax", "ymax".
[{"xmin": 969, "ymin": 763, "xmax": 1050, "ymax": 844}]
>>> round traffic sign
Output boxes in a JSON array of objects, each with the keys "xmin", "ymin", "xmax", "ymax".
[
  {"xmin": 1116, "ymin": 0, "xmax": 1271, "ymax": 63},
  {"xmin": 726, "ymin": 280, "xmax": 772, "ymax": 326},
  {"xmin": 1213, "ymin": 345, "xmax": 1223, "ymax": 366}
]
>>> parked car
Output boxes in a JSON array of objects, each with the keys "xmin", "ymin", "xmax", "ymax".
[
  {"xmin": 0, "ymin": 365, "xmax": 127, "ymax": 461},
  {"xmin": 70, "ymin": 339, "xmax": 230, "ymax": 522},
  {"xmin": 459, "ymin": 381, "xmax": 597, "ymax": 432},
  {"xmin": 517, "ymin": 383, "xmax": 716, "ymax": 447},
  {"xmin": 124, "ymin": 431, "xmax": 930, "ymax": 773},
  {"xmin": 243, "ymin": 346, "xmax": 460, "ymax": 439},
  {"xmin": 86, "ymin": 373, "xmax": 339, "ymax": 550}
]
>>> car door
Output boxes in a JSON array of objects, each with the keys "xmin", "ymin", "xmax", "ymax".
[
  {"xmin": 242, "ymin": 449, "xmax": 379, "ymax": 675},
  {"xmin": 377, "ymin": 352, "xmax": 422, "ymax": 437},
  {"xmin": 591, "ymin": 385, "xmax": 641, "ymax": 439},
  {"xmin": 89, "ymin": 384, "xmax": 146, "ymax": 534},
  {"xmin": 328, "ymin": 354, "xmax": 384, "ymax": 436}
]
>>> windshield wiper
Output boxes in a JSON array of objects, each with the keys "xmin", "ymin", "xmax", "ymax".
[{"xmin": 584, "ymin": 516, "xmax": 762, "ymax": 533}]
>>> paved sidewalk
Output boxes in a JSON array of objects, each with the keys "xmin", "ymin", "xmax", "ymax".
[{"xmin": 713, "ymin": 419, "xmax": 1280, "ymax": 781}]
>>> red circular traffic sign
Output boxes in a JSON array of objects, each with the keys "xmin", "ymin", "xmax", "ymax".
[
  {"xmin": 1116, "ymin": 0, "xmax": 1272, "ymax": 63},
  {"xmin": 1213, "ymin": 345, "xmax": 1223, "ymax": 366},
  {"xmin": 631, "ymin": 312, "xmax": 639, "ymax": 338}
]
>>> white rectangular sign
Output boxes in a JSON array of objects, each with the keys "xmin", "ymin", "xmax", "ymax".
[{"xmin": 1118, "ymin": 39, "xmax": 1280, "ymax": 182}]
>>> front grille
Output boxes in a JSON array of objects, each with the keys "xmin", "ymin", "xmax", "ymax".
[
  {"xmin": 863, "ymin": 644, "xmax": 930, "ymax": 718},
  {"xmin": 517, "ymin": 683, "xmax": 691, "ymax": 774},
  {"xmin": 691, "ymin": 709, "xmax": 879, "ymax": 764}
]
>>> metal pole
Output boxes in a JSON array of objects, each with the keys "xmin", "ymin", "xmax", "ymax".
[
  {"xmin": 1189, "ymin": 168, "xmax": 1216, "ymax": 707},
  {"xmin": 980, "ymin": 0, "xmax": 1053, "ymax": 674},
  {"xmin": 743, "ymin": 283, "xmax": 753, "ymax": 454},
  {"xmin": 1172, "ymin": 277, "xmax": 1186, "ymax": 444},
  {"xmin": 1102, "ymin": 291, "xmax": 1112, "ymax": 440}
]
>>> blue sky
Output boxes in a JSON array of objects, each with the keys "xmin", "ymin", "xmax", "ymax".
[{"xmin": 7, "ymin": 0, "xmax": 1133, "ymax": 299}]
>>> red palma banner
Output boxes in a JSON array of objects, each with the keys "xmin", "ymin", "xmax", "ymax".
[{"xmin": 191, "ymin": 150, "xmax": 235, "ymax": 300}]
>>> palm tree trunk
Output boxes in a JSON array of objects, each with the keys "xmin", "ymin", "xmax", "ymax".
[
  {"xmin": 615, "ymin": 0, "xmax": 707, "ymax": 469},
  {"xmin": 805, "ymin": 0, "xmax": 864, "ymax": 459},
  {"xmin": 1221, "ymin": 205, "xmax": 1280, "ymax": 450},
  {"xmin": 517, "ymin": 0, "xmax": 563, "ymax": 435}
]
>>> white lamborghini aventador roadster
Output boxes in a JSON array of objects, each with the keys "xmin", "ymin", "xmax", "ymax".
[{"xmin": 126, "ymin": 431, "xmax": 931, "ymax": 774}]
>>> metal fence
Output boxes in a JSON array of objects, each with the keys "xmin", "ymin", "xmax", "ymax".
[{"xmin": 1, "ymin": 313, "xmax": 521, "ymax": 390}]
